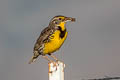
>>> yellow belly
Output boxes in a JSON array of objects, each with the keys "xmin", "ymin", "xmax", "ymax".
[{"xmin": 43, "ymin": 30, "xmax": 67, "ymax": 54}]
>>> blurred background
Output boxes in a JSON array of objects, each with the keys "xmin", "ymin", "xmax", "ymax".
[{"xmin": 0, "ymin": 0, "xmax": 120, "ymax": 80}]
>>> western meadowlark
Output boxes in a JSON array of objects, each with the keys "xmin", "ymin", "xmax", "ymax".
[{"xmin": 29, "ymin": 15, "xmax": 75, "ymax": 64}]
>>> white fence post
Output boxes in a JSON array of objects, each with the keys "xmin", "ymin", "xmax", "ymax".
[{"xmin": 48, "ymin": 61, "xmax": 65, "ymax": 80}]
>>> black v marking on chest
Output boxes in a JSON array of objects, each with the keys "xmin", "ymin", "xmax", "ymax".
[{"xmin": 58, "ymin": 26, "xmax": 66, "ymax": 38}]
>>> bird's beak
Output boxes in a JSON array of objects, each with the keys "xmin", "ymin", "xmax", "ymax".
[{"xmin": 64, "ymin": 17, "xmax": 76, "ymax": 22}]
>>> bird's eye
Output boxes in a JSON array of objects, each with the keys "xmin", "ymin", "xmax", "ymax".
[{"xmin": 59, "ymin": 18, "xmax": 62, "ymax": 20}]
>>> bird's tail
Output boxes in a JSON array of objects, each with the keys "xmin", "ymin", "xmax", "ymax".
[
  {"xmin": 28, "ymin": 51, "xmax": 39, "ymax": 64},
  {"xmin": 28, "ymin": 56, "xmax": 37, "ymax": 64}
]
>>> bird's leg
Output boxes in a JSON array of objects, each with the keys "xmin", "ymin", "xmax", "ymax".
[
  {"xmin": 49, "ymin": 54, "xmax": 59, "ymax": 68},
  {"xmin": 42, "ymin": 55, "xmax": 58, "ymax": 72},
  {"xmin": 49, "ymin": 54, "xmax": 58, "ymax": 62},
  {"xmin": 42, "ymin": 55, "xmax": 53, "ymax": 62},
  {"xmin": 42, "ymin": 55, "xmax": 57, "ymax": 67}
]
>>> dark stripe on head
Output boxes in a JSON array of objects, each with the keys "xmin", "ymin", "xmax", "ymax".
[{"xmin": 51, "ymin": 15, "xmax": 65, "ymax": 21}]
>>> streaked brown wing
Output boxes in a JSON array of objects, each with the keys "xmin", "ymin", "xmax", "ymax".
[{"xmin": 34, "ymin": 26, "xmax": 55, "ymax": 51}]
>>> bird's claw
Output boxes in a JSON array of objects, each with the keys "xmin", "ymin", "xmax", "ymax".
[
  {"xmin": 48, "ymin": 61, "xmax": 58, "ymax": 74},
  {"xmin": 53, "ymin": 61, "xmax": 58, "ymax": 71}
]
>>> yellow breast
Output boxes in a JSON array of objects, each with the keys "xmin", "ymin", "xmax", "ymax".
[{"xmin": 43, "ymin": 30, "xmax": 67, "ymax": 54}]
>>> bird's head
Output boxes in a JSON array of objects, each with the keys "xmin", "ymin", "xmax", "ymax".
[{"xmin": 49, "ymin": 15, "xmax": 75, "ymax": 26}]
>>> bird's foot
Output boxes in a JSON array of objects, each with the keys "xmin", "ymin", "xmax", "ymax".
[
  {"xmin": 48, "ymin": 62, "xmax": 58, "ymax": 73},
  {"xmin": 49, "ymin": 61, "xmax": 58, "ymax": 72},
  {"xmin": 53, "ymin": 61, "xmax": 58, "ymax": 71},
  {"xmin": 55, "ymin": 60, "xmax": 60, "ymax": 66}
]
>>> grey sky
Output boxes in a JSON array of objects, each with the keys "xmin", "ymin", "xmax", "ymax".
[{"xmin": 0, "ymin": 0, "xmax": 120, "ymax": 80}]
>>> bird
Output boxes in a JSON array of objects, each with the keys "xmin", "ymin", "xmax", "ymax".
[{"xmin": 29, "ymin": 15, "xmax": 75, "ymax": 64}]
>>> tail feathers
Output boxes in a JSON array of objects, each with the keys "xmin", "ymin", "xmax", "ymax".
[
  {"xmin": 29, "ymin": 51, "xmax": 40, "ymax": 64},
  {"xmin": 28, "ymin": 56, "xmax": 37, "ymax": 64}
]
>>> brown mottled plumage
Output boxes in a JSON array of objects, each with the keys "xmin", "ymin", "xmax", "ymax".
[{"xmin": 29, "ymin": 15, "xmax": 75, "ymax": 64}]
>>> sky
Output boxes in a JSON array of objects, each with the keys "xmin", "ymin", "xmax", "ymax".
[{"xmin": 0, "ymin": 0, "xmax": 120, "ymax": 80}]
